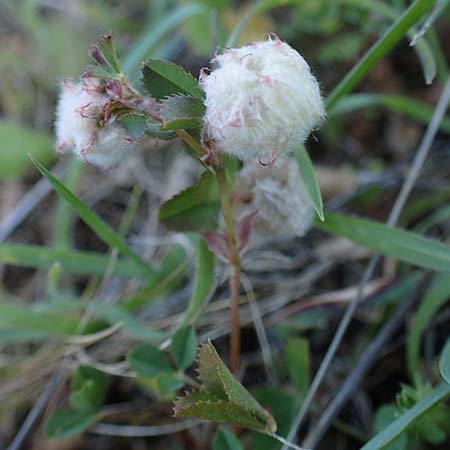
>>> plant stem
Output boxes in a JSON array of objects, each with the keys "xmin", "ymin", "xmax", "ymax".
[
  {"xmin": 217, "ymin": 165, "xmax": 241, "ymax": 373},
  {"xmin": 176, "ymin": 129, "xmax": 207, "ymax": 157}
]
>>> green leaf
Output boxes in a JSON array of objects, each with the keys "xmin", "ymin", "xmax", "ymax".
[
  {"xmin": 30, "ymin": 157, "xmax": 152, "ymax": 276},
  {"xmin": 129, "ymin": 344, "xmax": 173, "ymax": 377},
  {"xmin": 158, "ymin": 171, "xmax": 221, "ymax": 232},
  {"xmin": 0, "ymin": 302, "xmax": 79, "ymax": 337},
  {"xmin": 53, "ymin": 157, "xmax": 83, "ymax": 251},
  {"xmin": 285, "ymin": 337, "xmax": 310, "ymax": 400},
  {"xmin": 69, "ymin": 366, "xmax": 107, "ymax": 413},
  {"xmin": 123, "ymin": 244, "xmax": 188, "ymax": 312},
  {"xmin": 373, "ymin": 405, "xmax": 408, "ymax": 450},
  {"xmin": 95, "ymin": 32, "xmax": 122, "ymax": 74},
  {"xmin": 157, "ymin": 372, "xmax": 185, "ymax": 395},
  {"xmin": 439, "ymin": 338, "xmax": 450, "ymax": 385},
  {"xmin": 142, "ymin": 59, "xmax": 204, "ymax": 100},
  {"xmin": 330, "ymin": 94, "xmax": 450, "ymax": 135},
  {"xmin": 145, "ymin": 122, "xmax": 177, "ymax": 140},
  {"xmin": 84, "ymin": 64, "xmax": 119, "ymax": 80},
  {"xmin": 0, "ymin": 243, "xmax": 150, "ymax": 278},
  {"xmin": 160, "ymin": 94, "xmax": 205, "ymax": 131},
  {"xmin": 227, "ymin": 0, "xmax": 438, "ymax": 85},
  {"xmin": 173, "ymin": 341, "xmax": 277, "ymax": 433},
  {"xmin": 407, "ymin": 273, "xmax": 450, "ymax": 382},
  {"xmin": 0, "ymin": 121, "xmax": 53, "ymax": 180},
  {"xmin": 213, "ymin": 426, "xmax": 244, "ymax": 450},
  {"xmin": 117, "ymin": 113, "xmax": 149, "ymax": 139},
  {"xmin": 359, "ymin": 381, "xmax": 450, "ymax": 450},
  {"xmin": 123, "ymin": 3, "xmax": 207, "ymax": 76},
  {"xmin": 170, "ymin": 326, "xmax": 198, "ymax": 370},
  {"xmin": 96, "ymin": 304, "xmax": 164, "ymax": 342},
  {"xmin": 295, "ymin": 146, "xmax": 323, "ymax": 221},
  {"xmin": 45, "ymin": 409, "xmax": 96, "ymax": 439},
  {"xmin": 316, "ymin": 213, "xmax": 450, "ymax": 272},
  {"xmin": 326, "ymin": 0, "xmax": 436, "ymax": 111},
  {"xmin": 251, "ymin": 387, "xmax": 297, "ymax": 450},
  {"xmin": 182, "ymin": 238, "xmax": 216, "ymax": 325}
]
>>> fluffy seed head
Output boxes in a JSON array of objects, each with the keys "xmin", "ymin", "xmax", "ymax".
[
  {"xmin": 201, "ymin": 34, "xmax": 325, "ymax": 163},
  {"xmin": 55, "ymin": 78, "xmax": 137, "ymax": 169},
  {"xmin": 235, "ymin": 157, "xmax": 314, "ymax": 241}
]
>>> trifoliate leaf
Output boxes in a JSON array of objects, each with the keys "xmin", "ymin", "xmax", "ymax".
[
  {"xmin": 129, "ymin": 344, "xmax": 173, "ymax": 377},
  {"xmin": 173, "ymin": 341, "xmax": 277, "ymax": 433},
  {"xmin": 93, "ymin": 32, "xmax": 122, "ymax": 74},
  {"xmin": 160, "ymin": 94, "xmax": 205, "ymax": 131},
  {"xmin": 45, "ymin": 409, "xmax": 96, "ymax": 439},
  {"xmin": 158, "ymin": 171, "xmax": 221, "ymax": 232},
  {"xmin": 145, "ymin": 122, "xmax": 177, "ymax": 140},
  {"xmin": 170, "ymin": 326, "xmax": 198, "ymax": 370},
  {"xmin": 142, "ymin": 59, "xmax": 204, "ymax": 100},
  {"xmin": 117, "ymin": 113, "xmax": 148, "ymax": 139},
  {"xmin": 69, "ymin": 365, "xmax": 107, "ymax": 413}
]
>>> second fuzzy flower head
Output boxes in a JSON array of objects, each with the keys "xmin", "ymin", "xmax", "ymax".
[{"xmin": 201, "ymin": 34, "xmax": 325, "ymax": 163}]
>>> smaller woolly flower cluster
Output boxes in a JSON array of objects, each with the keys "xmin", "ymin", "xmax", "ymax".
[
  {"xmin": 55, "ymin": 77, "xmax": 138, "ymax": 169},
  {"xmin": 234, "ymin": 158, "xmax": 314, "ymax": 243},
  {"xmin": 201, "ymin": 34, "xmax": 325, "ymax": 163}
]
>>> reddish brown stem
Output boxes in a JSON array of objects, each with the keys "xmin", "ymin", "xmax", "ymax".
[
  {"xmin": 217, "ymin": 166, "xmax": 241, "ymax": 373},
  {"xmin": 229, "ymin": 262, "xmax": 241, "ymax": 373}
]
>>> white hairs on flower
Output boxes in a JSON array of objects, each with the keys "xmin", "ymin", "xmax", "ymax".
[
  {"xmin": 235, "ymin": 157, "xmax": 314, "ymax": 243},
  {"xmin": 55, "ymin": 78, "xmax": 137, "ymax": 169},
  {"xmin": 201, "ymin": 34, "xmax": 325, "ymax": 164}
]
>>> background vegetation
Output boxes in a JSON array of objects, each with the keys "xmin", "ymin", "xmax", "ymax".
[{"xmin": 0, "ymin": 1, "xmax": 449, "ymax": 449}]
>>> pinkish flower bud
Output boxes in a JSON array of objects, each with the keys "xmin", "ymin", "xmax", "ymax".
[
  {"xmin": 201, "ymin": 34, "xmax": 325, "ymax": 163},
  {"xmin": 235, "ymin": 158, "xmax": 314, "ymax": 241},
  {"xmin": 55, "ymin": 78, "xmax": 137, "ymax": 169}
]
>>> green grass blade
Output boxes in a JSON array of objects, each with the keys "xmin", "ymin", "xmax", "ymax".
[
  {"xmin": 227, "ymin": 0, "xmax": 436, "ymax": 86},
  {"xmin": 414, "ymin": 204, "xmax": 450, "ymax": 233},
  {"xmin": 0, "ymin": 243, "xmax": 150, "ymax": 278},
  {"xmin": 0, "ymin": 120, "xmax": 54, "ymax": 180},
  {"xmin": 30, "ymin": 156, "xmax": 153, "ymax": 276},
  {"xmin": 123, "ymin": 3, "xmax": 207, "ymax": 76},
  {"xmin": 316, "ymin": 213, "xmax": 450, "ymax": 272},
  {"xmin": 296, "ymin": 146, "xmax": 324, "ymax": 221},
  {"xmin": 440, "ymin": 337, "xmax": 450, "ymax": 384},
  {"xmin": 123, "ymin": 245, "xmax": 188, "ymax": 311},
  {"xmin": 407, "ymin": 273, "xmax": 450, "ymax": 382},
  {"xmin": 95, "ymin": 304, "xmax": 164, "ymax": 342},
  {"xmin": 359, "ymin": 381, "xmax": 450, "ymax": 450},
  {"xmin": 53, "ymin": 158, "xmax": 83, "ymax": 250},
  {"xmin": 330, "ymin": 93, "xmax": 450, "ymax": 135},
  {"xmin": 326, "ymin": 0, "xmax": 435, "ymax": 111},
  {"xmin": 182, "ymin": 238, "xmax": 215, "ymax": 326},
  {"xmin": 0, "ymin": 301, "xmax": 79, "ymax": 336}
]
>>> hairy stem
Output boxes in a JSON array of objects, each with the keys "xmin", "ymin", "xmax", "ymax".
[{"xmin": 217, "ymin": 165, "xmax": 241, "ymax": 373}]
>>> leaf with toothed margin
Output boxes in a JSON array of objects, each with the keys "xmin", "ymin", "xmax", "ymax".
[
  {"xmin": 142, "ymin": 59, "xmax": 205, "ymax": 100},
  {"xmin": 173, "ymin": 341, "xmax": 277, "ymax": 433},
  {"xmin": 160, "ymin": 94, "xmax": 205, "ymax": 131},
  {"xmin": 158, "ymin": 170, "xmax": 221, "ymax": 232},
  {"xmin": 84, "ymin": 64, "xmax": 119, "ymax": 80},
  {"xmin": 94, "ymin": 32, "xmax": 122, "ymax": 74}
]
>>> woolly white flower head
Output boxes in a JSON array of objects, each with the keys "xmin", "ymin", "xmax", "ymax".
[
  {"xmin": 235, "ymin": 157, "xmax": 314, "ymax": 241},
  {"xmin": 55, "ymin": 77, "xmax": 137, "ymax": 169},
  {"xmin": 201, "ymin": 34, "xmax": 325, "ymax": 164}
]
